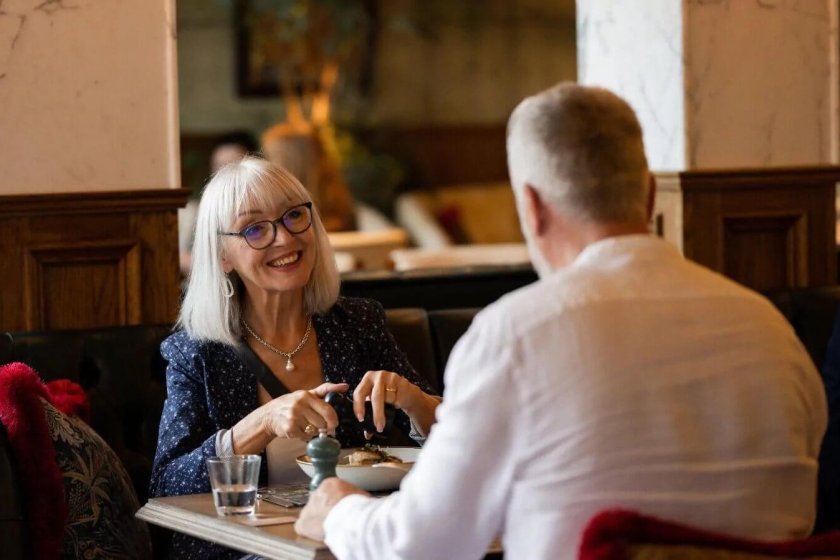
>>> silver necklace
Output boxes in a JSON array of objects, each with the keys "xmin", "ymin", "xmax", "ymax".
[{"xmin": 242, "ymin": 318, "xmax": 312, "ymax": 372}]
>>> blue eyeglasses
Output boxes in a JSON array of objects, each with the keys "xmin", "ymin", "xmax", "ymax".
[{"xmin": 219, "ymin": 202, "xmax": 313, "ymax": 250}]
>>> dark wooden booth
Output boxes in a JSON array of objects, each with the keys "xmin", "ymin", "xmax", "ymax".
[
  {"xmin": 0, "ymin": 189, "xmax": 190, "ymax": 332},
  {"xmin": 681, "ymin": 166, "xmax": 840, "ymax": 292}
]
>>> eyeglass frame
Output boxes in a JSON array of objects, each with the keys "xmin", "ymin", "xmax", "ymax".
[{"xmin": 218, "ymin": 202, "xmax": 314, "ymax": 250}]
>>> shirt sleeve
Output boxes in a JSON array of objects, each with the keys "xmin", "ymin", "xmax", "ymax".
[
  {"xmin": 324, "ymin": 311, "xmax": 523, "ymax": 560},
  {"xmin": 149, "ymin": 337, "xmax": 219, "ymax": 497},
  {"xmin": 215, "ymin": 429, "xmax": 235, "ymax": 457}
]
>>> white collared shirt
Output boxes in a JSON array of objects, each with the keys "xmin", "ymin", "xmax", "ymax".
[{"xmin": 324, "ymin": 235, "xmax": 827, "ymax": 560}]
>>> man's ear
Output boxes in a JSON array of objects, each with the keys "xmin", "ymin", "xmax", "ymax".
[
  {"xmin": 523, "ymin": 184, "xmax": 548, "ymax": 237},
  {"xmin": 646, "ymin": 173, "xmax": 657, "ymax": 222}
]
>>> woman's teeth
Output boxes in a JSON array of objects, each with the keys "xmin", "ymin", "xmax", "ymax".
[{"xmin": 268, "ymin": 252, "xmax": 300, "ymax": 267}]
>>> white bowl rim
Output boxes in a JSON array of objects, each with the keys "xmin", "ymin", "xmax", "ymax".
[{"xmin": 296, "ymin": 446, "xmax": 419, "ymax": 469}]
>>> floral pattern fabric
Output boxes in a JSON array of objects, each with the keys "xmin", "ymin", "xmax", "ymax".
[{"xmin": 44, "ymin": 400, "xmax": 152, "ymax": 559}]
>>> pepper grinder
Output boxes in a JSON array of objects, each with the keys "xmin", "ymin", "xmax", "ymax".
[{"xmin": 307, "ymin": 429, "xmax": 341, "ymax": 492}]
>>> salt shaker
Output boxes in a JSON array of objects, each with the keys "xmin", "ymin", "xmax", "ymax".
[{"xmin": 307, "ymin": 429, "xmax": 340, "ymax": 492}]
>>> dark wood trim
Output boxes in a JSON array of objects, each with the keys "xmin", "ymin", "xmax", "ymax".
[
  {"xmin": 0, "ymin": 190, "xmax": 185, "ymax": 331},
  {"xmin": 352, "ymin": 124, "xmax": 509, "ymax": 189},
  {"xmin": 680, "ymin": 166, "xmax": 838, "ymax": 291},
  {"xmin": 0, "ymin": 188, "xmax": 192, "ymax": 217},
  {"xmin": 681, "ymin": 166, "xmax": 840, "ymax": 190},
  {"xmin": 22, "ymin": 240, "xmax": 143, "ymax": 330}
]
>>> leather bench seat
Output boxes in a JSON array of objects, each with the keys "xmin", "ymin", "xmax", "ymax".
[{"xmin": 764, "ymin": 286, "xmax": 840, "ymax": 371}]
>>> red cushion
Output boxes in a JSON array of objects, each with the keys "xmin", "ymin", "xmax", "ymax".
[
  {"xmin": 0, "ymin": 362, "xmax": 67, "ymax": 559},
  {"xmin": 45, "ymin": 378, "xmax": 91, "ymax": 422},
  {"xmin": 579, "ymin": 509, "xmax": 840, "ymax": 560}
]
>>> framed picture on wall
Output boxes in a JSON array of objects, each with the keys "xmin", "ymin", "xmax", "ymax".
[{"xmin": 234, "ymin": 0, "xmax": 378, "ymax": 98}]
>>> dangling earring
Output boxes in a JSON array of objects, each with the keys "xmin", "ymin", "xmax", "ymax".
[{"xmin": 223, "ymin": 275, "xmax": 235, "ymax": 298}]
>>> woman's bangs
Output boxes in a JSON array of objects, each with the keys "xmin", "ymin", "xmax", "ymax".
[{"xmin": 233, "ymin": 166, "xmax": 309, "ymax": 220}]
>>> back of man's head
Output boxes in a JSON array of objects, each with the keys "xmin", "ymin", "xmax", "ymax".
[{"xmin": 506, "ymin": 83, "xmax": 649, "ymax": 225}]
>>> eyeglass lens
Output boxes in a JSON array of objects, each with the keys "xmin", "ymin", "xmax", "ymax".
[{"xmin": 241, "ymin": 205, "xmax": 311, "ymax": 249}]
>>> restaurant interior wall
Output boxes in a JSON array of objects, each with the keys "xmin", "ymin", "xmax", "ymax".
[
  {"xmin": 578, "ymin": 0, "xmax": 840, "ymax": 291},
  {"xmin": 0, "ymin": 0, "xmax": 186, "ymax": 331},
  {"xmin": 0, "ymin": 0, "xmax": 180, "ymax": 195}
]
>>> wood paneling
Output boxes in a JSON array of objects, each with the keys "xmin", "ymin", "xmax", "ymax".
[
  {"xmin": 681, "ymin": 167, "xmax": 839, "ymax": 291},
  {"xmin": 353, "ymin": 125, "xmax": 509, "ymax": 189},
  {"xmin": 0, "ymin": 189, "xmax": 190, "ymax": 331}
]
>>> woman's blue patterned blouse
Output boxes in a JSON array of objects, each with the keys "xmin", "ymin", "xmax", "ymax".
[{"xmin": 150, "ymin": 297, "xmax": 434, "ymax": 559}]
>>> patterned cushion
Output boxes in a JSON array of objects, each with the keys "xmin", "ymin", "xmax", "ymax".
[
  {"xmin": 43, "ymin": 400, "xmax": 152, "ymax": 559},
  {"xmin": 0, "ymin": 362, "xmax": 151, "ymax": 559}
]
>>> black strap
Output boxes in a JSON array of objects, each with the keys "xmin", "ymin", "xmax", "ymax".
[{"xmin": 235, "ymin": 343, "xmax": 290, "ymax": 399}]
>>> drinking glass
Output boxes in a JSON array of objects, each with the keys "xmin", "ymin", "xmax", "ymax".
[{"xmin": 206, "ymin": 455, "xmax": 261, "ymax": 515}]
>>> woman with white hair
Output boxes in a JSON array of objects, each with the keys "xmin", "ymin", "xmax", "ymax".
[{"xmin": 150, "ymin": 156, "xmax": 439, "ymax": 559}]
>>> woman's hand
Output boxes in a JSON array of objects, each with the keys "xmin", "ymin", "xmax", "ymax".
[
  {"xmin": 231, "ymin": 382, "xmax": 348, "ymax": 454},
  {"xmin": 352, "ymin": 371, "xmax": 440, "ymax": 437},
  {"xmin": 262, "ymin": 382, "xmax": 349, "ymax": 440}
]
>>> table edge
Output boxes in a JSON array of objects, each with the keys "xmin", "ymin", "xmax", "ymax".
[{"xmin": 137, "ymin": 498, "xmax": 333, "ymax": 560}]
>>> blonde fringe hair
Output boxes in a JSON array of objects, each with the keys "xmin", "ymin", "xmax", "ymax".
[{"xmin": 177, "ymin": 156, "xmax": 340, "ymax": 346}]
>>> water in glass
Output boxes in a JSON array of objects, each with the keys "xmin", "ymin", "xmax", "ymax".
[{"xmin": 212, "ymin": 483, "xmax": 258, "ymax": 515}]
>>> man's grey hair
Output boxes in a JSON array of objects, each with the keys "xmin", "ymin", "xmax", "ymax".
[
  {"xmin": 506, "ymin": 82, "xmax": 649, "ymax": 224},
  {"xmin": 178, "ymin": 156, "xmax": 340, "ymax": 346}
]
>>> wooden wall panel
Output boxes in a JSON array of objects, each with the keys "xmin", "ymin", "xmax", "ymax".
[
  {"xmin": 23, "ymin": 240, "xmax": 142, "ymax": 330},
  {"xmin": 721, "ymin": 214, "xmax": 806, "ymax": 291},
  {"xmin": 681, "ymin": 167, "xmax": 839, "ymax": 291},
  {"xmin": 0, "ymin": 189, "xmax": 190, "ymax": 331},
  {"xmin": 353, "ymin": 125, "xmax": 509, "ymax": 189}
]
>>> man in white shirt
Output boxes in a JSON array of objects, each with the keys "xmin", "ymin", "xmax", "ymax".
[{"xmin": 295, "ymin": 83, "xmax": 827, "ymax": 559}]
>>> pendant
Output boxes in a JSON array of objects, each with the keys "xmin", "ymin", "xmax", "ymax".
[{"xmin": 285, "ymin": 358, "xmax": 295, "ymax": 372}]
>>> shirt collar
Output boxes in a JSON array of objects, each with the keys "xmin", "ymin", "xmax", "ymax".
[{"xmin": 570, "ymin": 234, "xmax": 681, "ymax": 270}]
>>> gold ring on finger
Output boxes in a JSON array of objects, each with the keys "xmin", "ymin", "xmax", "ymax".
[{"xmin": 304, "ymin": 423, "xmax": 317, "ymax": 436}]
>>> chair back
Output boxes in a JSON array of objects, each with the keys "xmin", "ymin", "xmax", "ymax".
[{"xmin": 580, "ymin": 509, "xmax": 840, "ymax": 560}]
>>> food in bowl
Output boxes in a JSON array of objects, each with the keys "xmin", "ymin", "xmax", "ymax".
[
  {"xmin": 345, "ymin": 447, "xmax": 404, "ymax": 466},
  {"xmin": 296, "ymin": 446, "xmax": 420, "ymax": 491}
]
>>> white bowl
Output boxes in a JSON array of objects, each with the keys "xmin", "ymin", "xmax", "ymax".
[{"xmin": 296, "ymin": 447, "xmax": 420, "ymax": 492}]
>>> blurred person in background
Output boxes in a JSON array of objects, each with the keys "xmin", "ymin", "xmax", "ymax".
[{"xmin": 179, "ymin": 131, "xmax": 260, "ymax": 276}]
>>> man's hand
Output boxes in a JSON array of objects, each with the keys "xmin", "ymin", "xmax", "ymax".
[{"xmin": 295, "ymin": 478, "xmax": 369, "ymax": 541}]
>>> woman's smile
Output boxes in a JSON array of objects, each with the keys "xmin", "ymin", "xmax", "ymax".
[{"xmin": 266, "ymin": 250, "xmax": 303, "ymax": 269}]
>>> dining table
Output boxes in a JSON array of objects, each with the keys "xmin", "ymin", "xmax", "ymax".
[
  {"xmin": 137, "ymin": 492, "xmax": 504, "ymax": 559},
  {"xmin": 137, "ymin": 493, "xmax": 330, "ymax": 560}
]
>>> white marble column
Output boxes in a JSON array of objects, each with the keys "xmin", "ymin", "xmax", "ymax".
[
  {"xmin": 577, "ymin": 0, "xmax": 839, "ymax": 171},
  {"xmin": 0, "ymin": 0, "xmax": 180, "ymax": 194}
]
